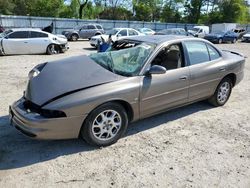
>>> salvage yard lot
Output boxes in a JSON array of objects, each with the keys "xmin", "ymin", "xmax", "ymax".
[{"xmin": 0, "ymin": 40, "xmax": 250, "ymax": 187}]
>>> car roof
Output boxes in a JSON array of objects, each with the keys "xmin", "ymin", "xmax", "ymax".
[
  {"xmin": 121, "ymin": 35, "xmax": 197, "ymax": 45},
  {"xmin": 10, "ymin": 28, "xmax": 42, "ymax": 32}
]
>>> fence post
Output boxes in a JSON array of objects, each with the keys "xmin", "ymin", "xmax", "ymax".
[
  {"xmin": 54, "ymin": 18, "xmax": 57, "ymax": 34},
  {"xmin": 29, "ymin": 16, "xmax": 32, "ymax": 28},
  {"xmin": 0, "ymin": 15, "xmax": 2, "ymax": 27}
]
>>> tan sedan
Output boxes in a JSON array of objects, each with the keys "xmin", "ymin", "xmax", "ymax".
[{"xmin": 9, "ymin": 35, "xmax": 245, "ymax": 146}]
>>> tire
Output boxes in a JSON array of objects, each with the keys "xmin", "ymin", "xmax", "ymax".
[
  {"xmin": 70, "ymin": 34, "xmax": 78, "ymax": 41},
  {"xmin": 46, "ymin": 44, "xmax": 59, "ymax": 55},
  {"xmin": 218, "ymin": 38, "xmax": 222, "ymax": 44},
  {"xmin": 208, "ymin": 78, "xmax": 232, "ymax": 107},
  {"xmin": 232, "ymin": 38, "xmax": 237, "ymax": 43},
  {"xmin": 81, "ymin": 102, "xmax": 128, "ymax": 146}
]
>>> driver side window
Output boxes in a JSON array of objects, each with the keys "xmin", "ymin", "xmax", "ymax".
[{"xmin": 151, "ymin": 43, "xmax": 184, "ymax": 70}]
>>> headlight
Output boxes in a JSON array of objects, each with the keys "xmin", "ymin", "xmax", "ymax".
[
  {"xmin": 28, "ymin": 63, "xmax": 47, "ymax": 80},
  {"xmin": 28, "ymin": 68, "xmax": 40, "ymax": 79}
]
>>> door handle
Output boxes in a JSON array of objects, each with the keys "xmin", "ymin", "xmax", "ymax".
[
  {"xmin": 219, "ymin": 67, "xmax": 226, "ymax": 72},
  {"xmin": 24, "ymin": 42, "xmax": 28, "ymax": 43},
  {"xmin": 179, "ymin": 76, "xmax": 188, "ymax": 80}
]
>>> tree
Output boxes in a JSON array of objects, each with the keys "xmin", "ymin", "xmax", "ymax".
[
  {"xmin": 184, "ymin": 0, "xmax": 205, "ymax": 23},
  {"xmin": 161, "ymin": 0, "xmax": 183, "ymax": 22},
  {"xmin": 78, "ymin": 0, "xmax": 89, "ymax": 19},
  {"xmin": 0, "ymin": 0, "xmax": 14, "ymax": 15},
  {"xmin": 219, "ymin": 0, "xmax": 249, "ymax": 23}
]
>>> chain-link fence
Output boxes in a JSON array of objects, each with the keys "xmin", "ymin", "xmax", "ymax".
[{"xmin": 1, "ymin": 15, "xmax": 249, "ymax": 34}]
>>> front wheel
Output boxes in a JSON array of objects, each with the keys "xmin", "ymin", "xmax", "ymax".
[
  {"xmin": 232, "ymin": 38, "xmax": 237, "ymax": 43},
  {"xmin": 218, "ymin": 38, "xmax": 223, "ymax": 44},
  {"xmin": 81, "ymin": 102, "xmax": 128, "ymax": 146},
  {"xmin": 208, "ymin": 78, "xmax": 232, "ymax": 107},
  {"xmin": 70, "ymin": 34, "xmax": 79, "ymax": 41},
  {"xmin": 46, "ymin": 44, "xmax": 59, "ymax": 55}
]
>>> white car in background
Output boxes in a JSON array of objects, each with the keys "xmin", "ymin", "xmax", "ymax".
[
  {"xmin": 0, "ymin": 28, "xmax": 68, "ymax": 55},
  {"xmin": 138, "ymin": 28, "xmax": 155, "ymax": 35},
  {"xmin": 89, "ymin": 28, "xmax": 144, "ymax": 47},
  {"xmin": 242, "ymin": 32, "xmax": 250, "ymax": 42}
]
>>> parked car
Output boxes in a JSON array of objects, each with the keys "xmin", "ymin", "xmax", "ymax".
[
  {"xmin": 10, "ymin": 35, "xmax": 245, "ymax": 146},
  {"xmin": 62, "ymin": 24, "xmax": 104, "ymax": 41},
  {"xmin": 138, "ymin": 28, "xmax": 155, "ymax": 35},
  {"xmin": 232, "ymin": 28, "xmax": 247, "ymax": 39},
  {"xmin": 242, "ymin": 32, "xmax": 250, "ymax": 42},
  {"xmin": 155, "ymin": 28, "xmax": 191, "ymax": 36},
  {"xmin": 188, "ymin": 26, "xmax": 209, "ymax": 38},
  {"xmin": 89, "ymin": 28, "xmax": 144, "ymax": 47},
  {"xmin": 0, "ymin": 28, "xmax": 68, "ymax": 55},
  {"xmin": 204, "ymin": 31, "xmax": 239, "ymax": 44}
]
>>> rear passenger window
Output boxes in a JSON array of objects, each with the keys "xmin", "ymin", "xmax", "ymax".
[
  {"xmin": 30, "ymin": 31, "xmax": 48, "ymax": 38},
  {"xmin": 128, "ymin": 29, "xmax": 138, "ymax": 36},
  {"xmin": 87, "ymin": 25, "xmax": 96, "ymax": 29},
  {"xmin": 206, "ymin": 44, "xmax": 221, "ymax": 60},
  {"xmin": 96, "ymin": 25, "xmax": 102, "ymax": 29},
  {"xmin": 118, "ymin": 30, "xmax": 127, "ymax": 36},
  {"xmin": 8, "ymin": 31, "xmax": 29, "ymax": 39},
  {"xmin": 184, "ymin": 41, "xmax": 210, "ymax": 65}
]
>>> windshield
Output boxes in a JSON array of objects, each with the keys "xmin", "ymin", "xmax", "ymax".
[
  {"xmin": 89, "ymin": 43, "xmax": 156, "ymax": 77},
  {"xmin": 192, "ymin": 28, "xmax": 200, "ymax": 32},
  {"xmin": 0, "ymin": 30, "xmax": 12, "ymax": 38},
  {"xmin": 105, "ymin": 29, "xmax": 119, "ymax": 35}
]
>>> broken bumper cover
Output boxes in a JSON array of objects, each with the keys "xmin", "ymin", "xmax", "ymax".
[
  {"xmin": 9, "ymin": 98, "xmax": 86, "ymax": 140},
  {"xmin": 60, "ymin": 43, "xmax": 69, "ymax": 52}
]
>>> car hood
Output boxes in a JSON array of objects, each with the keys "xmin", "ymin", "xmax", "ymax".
[
  {"xmin": 25, "ymin": 55, "xmax": 123, "ymax": 106},
  {"xmin": 92, "ymin": 34, "xmax": 111, "ymax": 41},
  {"xmin": 55, "ymin": 34, "xmax": 68, "ymax": 43}
]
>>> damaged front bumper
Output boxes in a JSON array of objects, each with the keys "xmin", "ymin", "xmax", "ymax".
[{"xmin": 9, "ymin": 98, "xmax": 86, "ymax": 140}]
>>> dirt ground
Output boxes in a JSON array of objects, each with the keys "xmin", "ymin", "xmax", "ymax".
[{"xmin": 0, "ymin": 40, "xmax": 250, "ymax": 188}]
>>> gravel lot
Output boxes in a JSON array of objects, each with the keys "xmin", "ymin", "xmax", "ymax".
[{"xmin": 0, "ymin": 40, "xmax": 250, "ymax": 187}]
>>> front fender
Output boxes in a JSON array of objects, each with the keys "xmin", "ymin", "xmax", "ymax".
[{"xmin": 42, "ymin": 77, "xmax": 141, "ymax": 121}]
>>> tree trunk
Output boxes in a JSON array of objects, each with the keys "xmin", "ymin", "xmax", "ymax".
[{"xmin": 78, "ymin": 0, "xmax": 88, "ymax": 19}]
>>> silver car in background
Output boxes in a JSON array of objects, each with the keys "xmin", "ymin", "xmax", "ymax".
[
  {"xmin": 0, "ymin": 28, "xmax": 68, "ymax": 55},
  {"xmin": 9, "ymin": 36, "xmax": 245, "ymax": 146},
  {"xmin": 62, "ymin": 24, "xmax": 104, "ymax": 41}
]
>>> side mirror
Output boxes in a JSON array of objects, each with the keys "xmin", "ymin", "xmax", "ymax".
[
  {"xmin": 117, "ymin": 34, "xmax": 122, "ymax": 38},
  {"xmin": 148, "ymin": 65, "xmax": 166, "ymax": 75}
]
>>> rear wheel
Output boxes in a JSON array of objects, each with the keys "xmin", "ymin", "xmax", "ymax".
[
  {"xmin": 81, "ymin": 102, "xmax": 128, "ymax": 146},
  {"xmin": 208, "ymin": 78, "xmax": 232, "ymax": 107},
  {"xmin": 70, "ymin": 34, "xmax": 79, "ymax": 41},
  {"xmin": 46, "ymin": 44, "xmax": 59, "ymax": 55}
]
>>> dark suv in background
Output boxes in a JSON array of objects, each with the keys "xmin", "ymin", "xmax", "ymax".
[{"xmin": 62, "ymin": 24, "xmax": 104, "ymax": 41}]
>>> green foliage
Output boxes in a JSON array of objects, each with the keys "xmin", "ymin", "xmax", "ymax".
[
  {"xmin": 218, "ymin": 0, "xmax": 249, "ymax": 24},
  {"xmin": 0, "ymin": 0, "xmax": 14, "ymax": 15},
  {"xmin": 0, "ymin": 0, "xmax": 249, "ymax": 24}
]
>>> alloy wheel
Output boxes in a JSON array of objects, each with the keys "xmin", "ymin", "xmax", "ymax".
[
  {"xmin": 91, "ymin": 110, "xmax": 122, "ymax": 141},
  {"xmin": 217, "ymin": 82, "xmax": 230, "ymax": 104}
]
